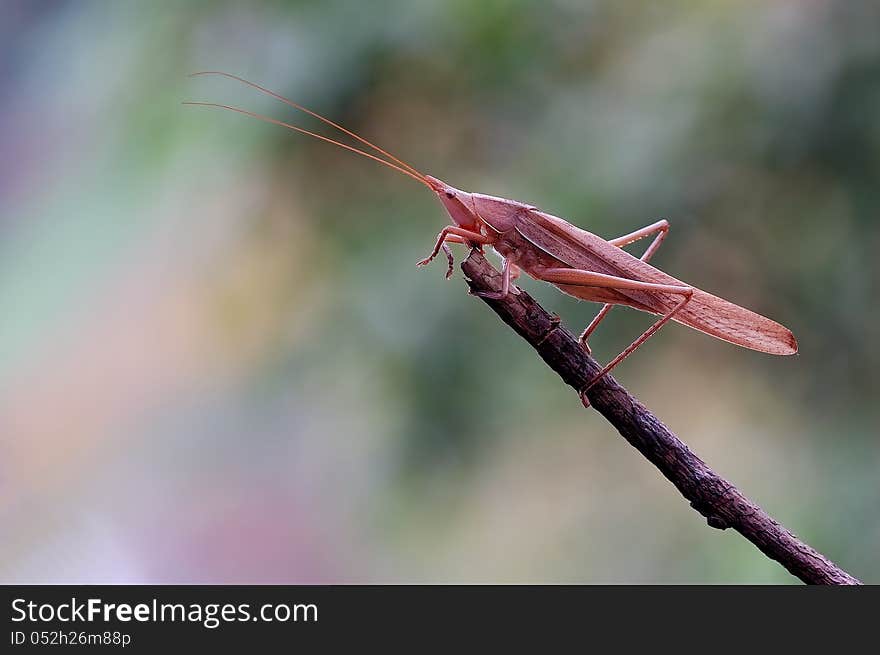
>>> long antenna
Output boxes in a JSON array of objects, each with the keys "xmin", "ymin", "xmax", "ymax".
[
  {"xmin": 189, "ymin": 71, "xmax": 423, "ymax": 178},
  {"xmin": 183, "ymin": 101, "xmax": 431, "ymax": 187}
]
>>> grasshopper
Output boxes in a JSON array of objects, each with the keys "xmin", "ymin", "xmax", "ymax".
[{"xmin": 187, "ymin": 73, "xmax": 798, "ymax": 402}]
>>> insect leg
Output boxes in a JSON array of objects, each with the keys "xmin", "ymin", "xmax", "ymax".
[
  {"xmin": 436, "ymin": 236, "xmax": 473, "ymax": 278},
  {"xmin": 608, "ymin": 219, "xmax": 669, "ymax": 257},
  {"xmin": 533, "ymin": 267, "xmax": 692, "ymax": 406},
  {"xmin": 579, "ymin": 219, "xmax": 670, "ymax": 352},
  {"xmin": 580, "ymin": 291, "xmax": 692, "ymax": 405},
  {"xmin": 417, "ymin": 226, "xmax": 493, "ymax": 268},
  {"xmin": 474, "ymin": 257, "xmax": 515, "ymax": 300},
  {"xmin": 441, "ymin": 243, "xmax": 455, "ymax": 279},
  {"xmin": 534, "ymin": 268, "xmax": 689, "ymax": 297}
]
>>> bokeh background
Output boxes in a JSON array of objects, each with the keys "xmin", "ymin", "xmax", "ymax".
[{"xmin": 1, "ymin": 0, "xmax": 877, "ymax": 584}]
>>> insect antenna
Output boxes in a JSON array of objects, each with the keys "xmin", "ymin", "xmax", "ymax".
[
  {"xmin": 189, "ymin": 71, "xmax": 423, "ymax": 179},
  {"xmin": 183, "ymin": 101, "xmax": 431, "ymax": 188}
]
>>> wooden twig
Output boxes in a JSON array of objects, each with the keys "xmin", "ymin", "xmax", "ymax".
[{"xmin": 461, "ymin": 250, "xmax": 860, "ymax": 585}]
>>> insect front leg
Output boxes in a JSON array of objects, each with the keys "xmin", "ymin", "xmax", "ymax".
[
  {"xmin": 579, "ymin": 219, "xmax": 670, "ymax": 352},
  {"xmin": 533, "ymin": 267, "xmax": 692, "ymax": 407},
  {"xmin": 417, "ymin": 226, "xmax": 493, "ymax": 269}
]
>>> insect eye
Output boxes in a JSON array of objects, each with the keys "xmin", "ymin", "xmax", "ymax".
[{"xmin": 445, "ymin": 191, "xmax": 455, "ymax": 199}]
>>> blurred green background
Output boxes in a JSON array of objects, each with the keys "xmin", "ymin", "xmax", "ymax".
[{"xmin": 1, "ymin": 0, "xmax": 877, "ymax": 583}]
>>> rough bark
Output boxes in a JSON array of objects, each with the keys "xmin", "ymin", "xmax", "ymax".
[{"xmin": 461, "ymin": 250, "xmax": 860, "ymax": 585}]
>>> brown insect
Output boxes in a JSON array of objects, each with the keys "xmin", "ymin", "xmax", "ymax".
[{"xmin": 187, "ymin": 72, "xmax": 797, "ymax": 404}]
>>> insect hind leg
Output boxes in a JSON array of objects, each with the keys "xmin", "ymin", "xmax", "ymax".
[
  {"xmin": 579, "ymin": 219, "xmax": 670, "ymax": 352},
  {"xmin": 530, "ymin": 266, "xmax": 692, "ymax": 408},
  {"xmin": 579, "ymin": 287, "xmax": 693, "ymax": 408}
]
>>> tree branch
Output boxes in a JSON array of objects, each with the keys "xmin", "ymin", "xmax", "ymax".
[{"xmin": 461, "ymin": 250, "xmax": 860, "ymax": 585}]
